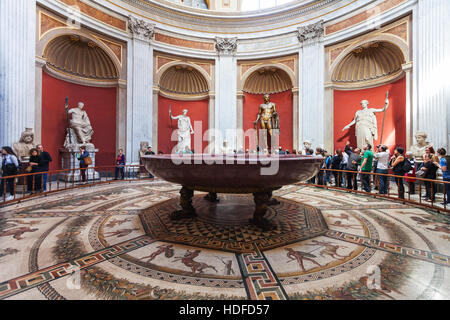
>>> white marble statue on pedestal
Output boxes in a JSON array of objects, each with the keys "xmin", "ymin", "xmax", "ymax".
[
  {"xmin": 64, "ymin": 102, "xmax": 94, "ymax": 149},
  {"xmin": 342, "ymin": 97, "xmax": 389, "ymax": 149},
  {"xmin": 169, "ymin": 109, "xmax": 195, "ymax": 154}
]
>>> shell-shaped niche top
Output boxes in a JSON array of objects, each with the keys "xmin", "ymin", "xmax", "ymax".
[
  {"xmin": 244, "ymin": 67, "xmax": 293, "ymax": 95},
  {"xmin": 159, "ymin": 65, "xmax": 209, "ymax": 95},
  {"xmin": 332, "ymin": 41, "xmax": 405, "ymax": 83},
  {"xmin": 44, "ymin": 35, "xmax": 119, "ymax": 80}
]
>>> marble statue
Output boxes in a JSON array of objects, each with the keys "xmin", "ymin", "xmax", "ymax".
[
  {"xmin": 65, "ymin": 102, "xmax": 94, "ymax": 147},
  {"xmin": 410, "ymin": 131, "xmax": 432, "ymax": 159},
  {"xmin": 342, "ymin": 98, "xmax": 389, "ymax": 149},
  {"xmin": 254, "ymin": 94, "xmax": 280, "ymax": 150},
  {"xmin": 139, "ymin": 141, "xmax": 150, "ymax": 158},
  {"xmin": 170, "ymin": 109, "xmax": 194, "ymax": 153},
  {"xmin": 13, "ymin": 128, "xmax": 36, "ymax": 161}
]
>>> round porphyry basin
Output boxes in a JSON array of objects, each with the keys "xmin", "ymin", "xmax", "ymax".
[{"xmin": 141, "ymin": 154, "xmax": 324, "ymax": 193}]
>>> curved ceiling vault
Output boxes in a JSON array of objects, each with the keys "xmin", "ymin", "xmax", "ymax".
[
  {"xmin": 332, "ymin": 42, "xmax": 405, "ymax": 83},
  {"xmin": 159, "ymin": 65, "xmax": 209, "ymax": 95},
  {"xmin": 44, "ymin": 35, "xmax": 119, "ymax": 80},
  {"xmin": 243, "ymin": 67, "xmax": 293, "ymax": 95}
]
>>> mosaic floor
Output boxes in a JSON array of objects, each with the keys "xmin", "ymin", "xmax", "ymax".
[{"xmin": 0, "ymin": 180, "xmax": 449, "ymax": 300}]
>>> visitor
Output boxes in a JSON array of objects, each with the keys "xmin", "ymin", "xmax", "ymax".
[
  {"xmin": 374, "ymin": 145, "xmax": 390, "ymax": 195},
  {"xmin": 436, "ymin": 148, "xmax": 450, "ymax": 205},
  {"xmin": 37, "ymin": 144, "xmax": 52, "ymax": 192},
  {"xmin": 331, "ymin": 149, "xmax": 343, "ymax": 187},
  {"xmin": 390, "ymin": 147, "xmax": 406, "ymax": 199},
  {"xmin": 325, "ymin": 152, "xmax": 332, "ymax": 185},
  {"xmin": 114, "ymin": 149, "xmax": 126, "ymax": 180},
  {"xmin": 421, "ymin": 154, "xmax": 438, "ymax": 202},
  {"xmin": 346, "ymin": 147, "xmax": 361, "ymax": 191},
  {"xmin": 145, "ymin": 146, "xmax": 155, "ymax": 179},
  {"xmin": 1, "ymin": 147, "xmax": 19, "ymax": 201},
  {"xmin": 344, "ymin": 141, "xmax": 352, "ymax": 156},
  {"xmin": 423, "ymin": 146, "xmax": 438, "ymax": 163},
  {"xmin": 359, "ymin": 144, "xmax": 374, "ymax": 193},
  {"xmin": 278, "ymin": 147, "xmax": 285, "ymax": 155},
  {"xmin": 77, "ymin": 146, "xmax": 90, "ymax": 183},
  {"xmin": 404, "ymin": 151, "xmax": 416, "ymax": 195},
  {"xmin": 27, "ymin": 148, "xmax": 42, "ymax": 194},
  {"xmin": 340, "ymin": 148, "xmax": 349, "ymax": 187}
]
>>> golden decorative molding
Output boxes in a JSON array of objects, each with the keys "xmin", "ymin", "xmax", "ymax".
[
  {"xmin": 159, "ymin": 65, "xmax": 209, "ymax": 95},
  {"xmin": 325, "ymin": 0, "xmax": 406, "ymax": 35},
  {"xmin": 154, "ymin": 33, "xmax": 215, "ymax": 51},
  {"xmin": 92, "ymin": 35, "xmax": 123, "ymax": 65},
  {"xmin": 44, "ymin": 35, "xmax": 119, "ymax": 80},
  {"xmin": 39, "ymin": 11, "xmax": 69, "ymax": 40},
  {"xmin": 332, "ymin": 41, "xmax": 405, "ymax": 83},
  {"xmin": 58, "ymin": 0, "xmax": 127, "ymax": 31},
  {"xmin": 243, "ymin": 67, "xmax": 293, "ymax": 95}
]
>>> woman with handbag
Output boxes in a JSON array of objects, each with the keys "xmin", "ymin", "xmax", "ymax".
[
  {"xmin": 77, "ymin": 146, "xmax": 91, "ymax": 183},
  {"xmin": 390, "ymin": 147, "xmax": 406, "ymax": 199},
  {"xmin": 26, "ymin": 148, "xmax": 42, "ymax": 194},
  {"xmin": 1, "ymin": 147, "xmax": 19, "ymax": 201}
]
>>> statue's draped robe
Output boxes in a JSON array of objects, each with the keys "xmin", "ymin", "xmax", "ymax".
[{"xmin": 354, "ymin": 109, "xmax": 378, "ymax": 149}]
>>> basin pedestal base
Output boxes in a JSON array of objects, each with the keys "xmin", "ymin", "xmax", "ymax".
[{"xmin": 170, "ymin": 186, "xmax": 279, "ymax": 231}]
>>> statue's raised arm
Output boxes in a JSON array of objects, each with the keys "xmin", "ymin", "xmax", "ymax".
[{"xmin": 371, "ymin": 97, "xmax": 390, "ymax": 113}]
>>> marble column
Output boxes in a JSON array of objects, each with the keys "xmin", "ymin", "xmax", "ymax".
[
  {"xmin": 35, "ymin": 57, "xmax": 46, "ymax": 145},
  {"xmin": 127, "ymin": 16, "xmax": 155, "ymax": 163},
  {"xmin": 215, "ymin": 37, "xmax": 238, "ymax": 152},
  {"xmin": 0, "ymin": 0, "xmax": 36, "ymax": 147},
  {"xmin": 297, "ymin": 21, "xmax": 325, "ymax": 149},
  {"xmin": 414, "ymin": 0, "xmax": 450, "ymax": 150},
  {"xmin": 208, "ymin": 94, "xmax": 216, "ymax": 153},
  {"xmin": 236, "ymin": 92, "xmax": 244, "ymax": 151}
]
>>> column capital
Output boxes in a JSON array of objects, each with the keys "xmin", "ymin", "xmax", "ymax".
[
  {"xmin": 128, "ymin": 15, "xmax": 155, "ymax": 42},
  {"xmin": 297, "ymin": 20, "xmax": 324, "ymax": 46},
  {"xmin": 215, "ymin": 37, "xmax": 237, "ymax": 56}
]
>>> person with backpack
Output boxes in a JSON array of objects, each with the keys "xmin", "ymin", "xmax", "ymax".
[
  {"xmin": 331, "ymin": 149, "xmax": 343, "ymax": 187},
  {"xmin": 1, "ymin": 146, "xmax": 20, "ymax": 201},
  {"xmin": 390, "ymin": 147, "xmax": 411, "ymax": 199},
  {"xmin": 435, "ymin": 148, "xmax": 449, "ymax": 205}
]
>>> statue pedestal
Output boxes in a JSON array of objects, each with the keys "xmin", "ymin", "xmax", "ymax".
[{"xmin": 59, "ymin": 147, "xmax": 100, "ymax": 182}]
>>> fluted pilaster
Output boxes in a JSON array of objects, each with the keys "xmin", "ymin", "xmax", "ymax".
[
  {"xmin": 127, "ymin": 16, "xmax": 155, "ymax": 163},
  {"xmin": 415, "ymin": 0, "xmax": 450, "ymax": 150},
  {"xmin": 298, "ymin": 21, "xmax": 325, "ymax": 149},
  {"xmin": 0, "ymin": 0, "xmax": 36, "ymax": 147}
]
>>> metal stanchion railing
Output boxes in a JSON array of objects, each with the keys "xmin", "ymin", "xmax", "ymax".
[{"xmin": 298, "ymin": 168, "xmax": 450, "ymax": 213}]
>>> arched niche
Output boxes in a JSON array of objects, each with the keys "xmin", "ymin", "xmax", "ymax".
[
  {"xmin": 155, "ymin": 62, "xmax": 212, "ymax": 154},
  {"xmin": 240, "ymin": 65, "xmax": 295, "ymax": 152}
]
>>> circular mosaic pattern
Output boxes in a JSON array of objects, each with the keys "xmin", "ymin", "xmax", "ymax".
[{"xmin": 139, "ymin": 194, "xmax": 329, "ymax": 253}]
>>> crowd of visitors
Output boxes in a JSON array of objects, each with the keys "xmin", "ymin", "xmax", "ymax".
[{"xmin": 312, "ymin": 142, "xmax": 449, "ymax": 205}]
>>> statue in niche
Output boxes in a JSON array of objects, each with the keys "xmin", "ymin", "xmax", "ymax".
[
  {"xmin": 13, "ymin": 128, "xmax": 36, "ymax": 161},
  {"xmin": 64, "ymin": 102, "xmax": 94, "ymax": 148},
  {"xmin": 410, "ymin": 132, "xmax": 432, "ymax": 159},
  {"xmin": 169, "ymin": 109, "xmax": 194, "ymax": 154},
  {"xmin": 254, "ymin": 94, "xmax": 280, "ymax": 151},
  {"xmin": 342, "ymin": 97, "xmax": 389, "ymax": 150}
]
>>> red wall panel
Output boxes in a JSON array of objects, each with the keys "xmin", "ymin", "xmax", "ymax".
[
  {"xmin": 158, "ymin": 95, "xmax": 209, "ymax": 154},
  {"xmin": 243, "ymin": 91, "xmax": 293, "ymax": 152},
  {"xmin": 334, "ymin": 76, "xmax": 406, "ymax": 153},
  {"xmin": 42, "ymin": 72, "xmax": 117, "ymax": 170}
]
